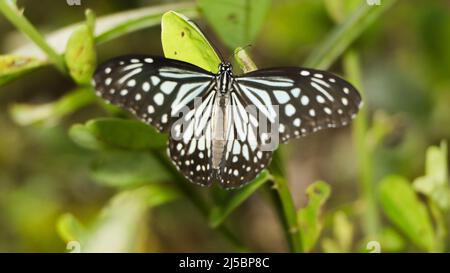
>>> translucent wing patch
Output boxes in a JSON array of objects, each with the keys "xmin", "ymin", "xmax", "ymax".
[
  {"xmin": 93, "ymin": 55, "xmax": 214, "ymax": 132},
  {"xmin": 235, "ymin": 67, "xmax": 362, "ymax": 143}
]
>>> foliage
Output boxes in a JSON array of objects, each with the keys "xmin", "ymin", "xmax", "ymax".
[{"xmin": 0, "ymin": 0, "xmax": 449, "ymax": 253}]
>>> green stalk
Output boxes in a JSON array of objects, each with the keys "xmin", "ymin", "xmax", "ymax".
[
  {"xmin": 304, "ymin": 0, "xmax": 397, "ymax": 70},
  {"xmin": 271, "ymin": 175, "xmax": 303, "ymax": 252},
  {"xmin": 0, "ymin": 0, "xmax": 66, "ymax": 73},
  {"xmin": 343, "ymin": 50, "xmax": 379, "ymax": 239}
]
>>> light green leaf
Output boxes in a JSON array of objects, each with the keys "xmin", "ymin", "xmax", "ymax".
[
  {"xmin": 209, "ymin": 170, "xmax": 271, "ymax": 228},
  {"xmin": 161, "ymin": 11, "xmax": 221, "ymax": 73},
  {"xmin": 379, "ymin": 175, "xmax": 436, "ymax": 251},
  {"xmin": 57, "ymin": 213, "xmax": 87, "ymax": 243},
  {"xmin": 234, "ymin": 47, "xmax": 257, "ymax": 73},
  {"xmin": 56, "ymin": 186, "xmax": 179, "ymax": 252},
  {"xmin": 198, "ymin": 0, "xmax": 271, "ymax": 49},
  {"xmin": 297, "ymin": 181, "xmax": 331, "ymax": 252},
  {"xmin": 0, "ymin": 55, "xmax": 47, "ymax": 86},
  {"xmin": 379, "ymin": 227, "xmax": 405, "ymax": 252},
  {"xmin": 69, "ymin": 123, "xmax": 106, "ymax": 150},
  {"xmin": 413, "ymin": 141, "xmax": 450, "ymax": 210},
  {"xmin": 333, "ymin": 211, "xmax": 354, "ymax": 252},
  {"xmin": 81, "ymin": 186, "xmax": 178, "ymax": 252},
  {"xmin": 9, "ymin": 88, "xmax": 95, "ymax": 126},
  {"xmin": 69, "ymin": 118, "xmax": 167, "ymax": 151},
  {"xmin": 321, "ymin": 211, "xmax": 354, "ymax": 253},
  {"xmin": 64, "ymin": 9, "xmax": 97, "ymax": 85},
  {"xmin": 90, "ymin": 150, "xmax": 172, "ymax": 188}
]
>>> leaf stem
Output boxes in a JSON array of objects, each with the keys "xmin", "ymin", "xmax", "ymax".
[
  {"xmin": 344, "ymin": 50, "xmax": 379, "ymax": 239},
  {"xmin": 269, "ymin": 148, "xmax": 304, "ymax": 252},
  {"xmin": 304, "ymin": 0, "xmax": 397, "ymax": 70},
  {"xmin": 0, "ymin": 0, "xmax": 66, "ymax": 73}
]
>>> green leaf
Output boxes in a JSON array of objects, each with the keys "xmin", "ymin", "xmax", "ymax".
[
  {"xmin": 81, "ymin": 186, "xmax": 177, "ymax": 252},
  {"xmin": 9, "ymin": 87, "xmax": 95, "ymax": 126},
  {"xmin": 209, "ymin": 170, "xmax": 271, "ymax": 228},
  {"xmin": 90, "ymin": 150, "xmax": 172, "ymax": 188},
  {"xmin": 333, "ymin": 211, "xmax": 354, "ymax": 252},
  {"xmin": 161, "ymin": 11, "xmax": 221, "ymax": 73},
  {"xmin": 198, "ymin": 0, "xmax": 271, "ymax": 49},
  {"xmin": 379, "ymin": 175, "xmax": 436, "ymax": 251},
  {"xmin": 379, "ymin": 227, "xmax": 405, "ymax": 252},
  {"xmin": 234, "ymin": 47, "xmax": 257, "ymax": 73},
  {"xmin": 56, "ymin": 213, "xmax": 87, "ymax": 243},
  {"xmin": 413, "ymin": 141, "xmax": 450, "ymax": 210},
  {"xmin": 297, "ymin": 181, "xmax": 331, "ymax": 252},
  {"xmin": 69, "ymin": 118, "xmax": 167, "ymax": 151},
  {"xmin": 69, "ymin": 123, "xmax": 106, "ymax": 150},
  {"xmin": 321, "ymin": 211, "xmax": 354, "ymax": 253},
  {"xmin": 0, "ymin": 55, "xmax": 47, "ymax": 86},
  {"xmin": 64, "ymin": 9, "xmax": 97, "ymax": 85}
]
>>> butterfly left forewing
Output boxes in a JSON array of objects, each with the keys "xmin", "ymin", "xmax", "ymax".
[{"xmin": 93, "ymin": 55, "xmax": 215, "ymax": 132}]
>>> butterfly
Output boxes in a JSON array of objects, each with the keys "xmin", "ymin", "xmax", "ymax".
[{"xmin": 92, "ymin": 55, "xmax": 362, "ymax": 189}]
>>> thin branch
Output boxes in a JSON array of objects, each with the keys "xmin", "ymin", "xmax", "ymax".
[{"xmin": 0, "ymin": 0, "xmax": 66, "ymax": 73}]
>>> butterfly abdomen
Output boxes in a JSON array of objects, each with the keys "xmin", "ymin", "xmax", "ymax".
[{"xmin": 211, "ymin": 94, "xmax": 230, "ymax": 170}]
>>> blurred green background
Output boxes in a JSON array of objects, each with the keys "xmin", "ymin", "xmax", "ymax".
[{"xmin": 0, "ymin": 0, "xmax": 449, "ymax": 253}]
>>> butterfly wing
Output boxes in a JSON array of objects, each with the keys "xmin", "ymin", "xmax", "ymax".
[
  {"xmin": 93, "ymin": 55, "xmax": 215, "ymax": 132},
  {"xmin": 216, "ymin": 91, "xmax": 273, "ymax": 189},
  {"xmin": 167, "ymin": 89, "xmax": 217, "ymax": 186},
  {"xmin": 94, "ymin": 55, "xmax": 218, "ymax": 186},
  {"xmin": 235, "ymin": 67, "xmax": 362, "ymax": 143}
]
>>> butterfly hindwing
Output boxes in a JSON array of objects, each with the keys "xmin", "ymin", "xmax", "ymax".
[
  {"xmin": 93, "ymin": 55, "xmax": 214, "ymax": 132},
  {"xmin": 235, "ymin": 67, "xmax": 362, "ymax": 143},
  {"xmin": 217, "ymin": 91, "xmax": 273, "ymax": 189}
]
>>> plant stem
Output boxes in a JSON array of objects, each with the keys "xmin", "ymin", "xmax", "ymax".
[
  {"xmin": 0, "ymin": 0, "xmax": 66, "ymax": 73},
  {"xmin": 304, "ymin": 0, "xmax": 397, "ymax": 70},
  {"xmin": 270, "ymin": 148, "xmax": 304, "ymax": 252},
  {"xmin": 343, "ymin": 50, "xmax": 379, "ymax": 239},
  {"xmin": 154, "ymin": 150, "xmax": 249, "ymax": 252}
]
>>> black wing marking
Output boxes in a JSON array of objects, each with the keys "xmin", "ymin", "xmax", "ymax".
[
  {"xmin": 235, "ymin": 67, "xmax": 362, "ymax": 143},
  {"xmin": 93, "ymin": 55, "xmax": 215, "ymax": 133}
]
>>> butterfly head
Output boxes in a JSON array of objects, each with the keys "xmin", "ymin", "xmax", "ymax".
[{"xmin": 219, "ymin": 62, "xmax": 232, "ymax": 73}]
